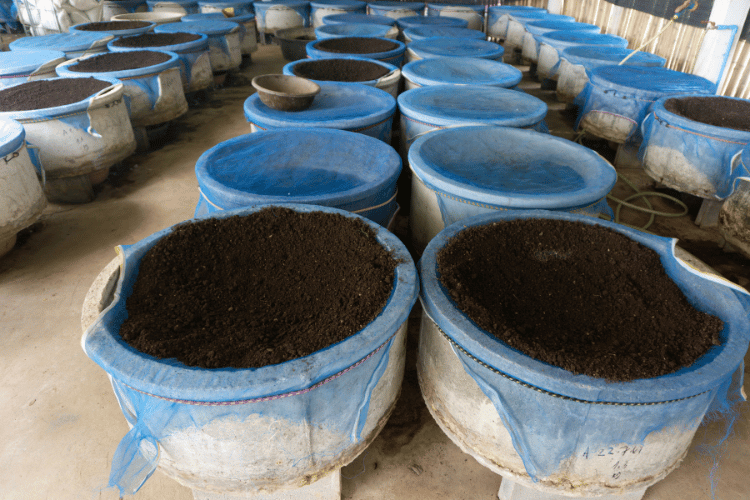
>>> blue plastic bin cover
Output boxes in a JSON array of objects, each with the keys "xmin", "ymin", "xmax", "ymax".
[
  {"xmin": 315, "ymin": 23, "xmax": 392, "ymax": 38},
  {"xmin": 398, "ymin": 85, "xmax": 546, "ymax": 127},
  {"xmin": 396, "ymin": 15, "xmax": 467, "ymax": 30},
  {"xmin": 403, "ymin": 26, "xmax": 485, "ymax": 42},
  {"xmin": 525, "ymin": 19, "xmax": 599, "ymax": 36},
  {"xmin": 197, "ymin": 0, "xmax": 253, "ymax": 14},
  {"xmin": 323, "ymin": 13, "xmax": 395, "ymax": 25},
  {"xmin": 537, "ymin": 30, "xmax": 629, "ymax": 51},
  {"xmin": 244, "ymin": 81, "xmax": 396, "ymax": 132},
  {"xmin": 418, "ymin": 208, "xmax": 750, "ymax": 480},
  {"xmin": 588, "ymin": 65, "xmax": 715, "ymax": 97},
  {"xmin": 427, "ymin": 3, "xmax": 484, "ymax": 13},
  {"xmin": 402, "ymin": 57, "xmax": 522, "ymax": 88},
  {"xmin": 9, "ymin": 32, "xmax": 115, "ymax": 57},
  {"xmin": 408, "ymin": 126, "xmax": 615, "ymax": 215},
  {"xmin": 562, "ymin": 46, "xmax": 666, "ymax": 72},
  {"xmin": 155, "ymin": 19, "xmax": 238, "ymax": 35},
  {"xmin": 182, "ymin": 11, "xmax": 255, "ymax": 23},
  {"xmin": 369, "ymin": 1, "xmax": 424, "ymax": 13},
  {"xmin": 0, "ymin": 117, "xmax": 25, "ymax": 157},
  {"xmin": 408, "ymin": 37, "xmax": 504, "ymax": 60},
  {"xmin": 0, "ymin": 50, "xmax": 67, "ymax": 77},
  {"xmin": 194, "ymin": 128, "xmax": 401, "ymax": 225},
  {"xmin": 82, "ymin": 202, "xmax": 419, "ymax": 496}
]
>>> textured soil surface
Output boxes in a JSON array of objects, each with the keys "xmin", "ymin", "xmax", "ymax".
[
  {"xmin": 0, "ymin": 78, "xmax": 111, "ymax": 111},
  {"xmin": 665, "ymin": 96, "xmax": 750, "ymax": 132},
  {"xmin": 437, "ymin": 219, "xmax": 724, "ymax": 382},
  {"xmin": 292, "ymin": 58, "xmax": 390, "ymax": 82},
  {"xmin": 75, "ymin": 21, "xmax": 151, "ymax": 31},
  {"xmin": 119, "ymin": 208, "xmax": 398, "ymax": 369},
  {"xmin": 314, "ymin": 37, "xmax": 400, "ymax": 54},
  {"xmin": 112, "ymin": 32, "xmax": 202, "ymax": 47},
  {"xmin": 69, "ymin": 50, "xmax": 171, "ymax": 73}
]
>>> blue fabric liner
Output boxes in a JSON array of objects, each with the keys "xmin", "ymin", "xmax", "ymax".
[
  {"xmin": 323, "ymin": 13, "xmax": 396, "ymax": 25},
  {"xmin": 576, "ymin": 66, "xmax": 715, "ymax": 141},
  {"xmin": 409, "ymin": 37, "xmax": 504, "ymax": 60},
  {"xmin": 194, "ymin": 128, "xmax": 401, "ymax": 226},
  {"xmin": 402, "ymin": 57, "xmax": 522, "ymax": 88},
  {"xmin": 0, "ymin": 50, "xmax": 66, "ymax": 77},
  {"xmin": 419, "ymin": 208, "xmax": 750, "ymax": 482},
  {"xmin": 396, "ymin": 15, "xmax": 467, "ymax": 30},
  {"xmin": 639, "ymin": 94, "xmax": 750, "ymax": 199},
  {"xmin": 404, "ymin": 26, "xmax": 485, "ymax": 42},
  {"xmin": 0, "ymin": 117, "xmax": 24, "ymax": 158},
  {"xmin": 82, "ymin": 203, "xmax": 419, "ymax": 495},
  {"xmin": 244, "ymin": 81, "xmax": 396, "ymax": 143},
  {"xmin": 407, "ymin": 126, "xmax": 615, "ymax": 220}
]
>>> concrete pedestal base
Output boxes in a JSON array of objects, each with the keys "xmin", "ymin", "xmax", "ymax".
[
  {"xmin": 498, "ymin": 478, "xmax": 646, "ymax": 500},
  {"xmin": 192, "ymin": 471, "xmax": 341, "ymax": 500}
]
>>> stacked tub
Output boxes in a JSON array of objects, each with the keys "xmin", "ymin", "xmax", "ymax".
[
  {"xmin": 254, "ymin": 0, "xmax": 311, "ymax": 44},
  {"xmin": 536, "ymin": 31, "xmax": 629, "ymax": 82},
  {"xmin": 426, "ymin": 3, "xmax": 485, "ymax": 32},
  {"xmin": 486, "ymin": 5, "xmax": 546, "ymax": 41},
  {"xmin": 521, "ymin": 19, "xmax": 599, "ymax": 67}
]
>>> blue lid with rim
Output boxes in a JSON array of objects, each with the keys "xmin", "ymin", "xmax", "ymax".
[
  {"xmin": 323, "ymin": 13, "xmax": 395, "ymax": 25},
  {"xmin": 244, "ymin": 81, "xmax": 396, "ymax": 130},
  {"xmin": 9, "ymin": 32, "xmax": 114, "ymax": 55},
  {"xmin": 155, "ymin": 19, "xmax": 238, "ymax": 35},
  {"xmin": 182, "ymin": 12, "xmax": 255, "ymax": 23},
  {"xmin": 562, "ymin": 46, "xmax": 666, "ymax": 71},
  {"xmin": 427, "ymin": 3, "xmax": 484, "ymax": 13},
  {"xmin": 396, "ymin": 15, "xmax": 468, "ymax": 30},
  {"xmin": 408, "ymin": 125, "xmax": 616, "ymax": 209},
  {"xmin": 404, "ymin": 26, "xmax": 485, "ymax": 42},
  {"xmin": 537, "ymin": 30, "xmax": 628, "ymax": 51},
  {"xmin": 0, "ymin": 117, "xmax": 25, "ymax": 157},
  {"xmin": 409, "ymin": 37, "xmax": 504, "ymax": 59},
  {"xmin": 402, "ymin": 57, "xmax": 522, "ymax": 88},
  {"xmin": 398, "ymin": 85, "xmax": 546, "ymax": 127},
  {"xmin": 195, "ymin": 128, "xmax": 400, "ymax": 210},
  {"xmin": 0, "ymin": 50, "xmax": 67, "ymax": 76},
  {"xmin": 525, "ymin": 19, "xmax": 599, "ymax": 36},
  {"xmin": 315, "ymin": 23, "xmax": 393, "ymax": 38},
  {"xmin": 589, "ymin": 65, "xmax": 715, "ymax": 95},
  {"xmin": 369, "ymin": 1, "xmax": 424, "ymax": 11}
]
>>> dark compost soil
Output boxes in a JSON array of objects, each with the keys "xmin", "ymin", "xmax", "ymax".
[
  {"xmin": 112, "ymin": 32, "xmax": 202, "ymax": 47},
  {"xmin": 314, "ymin": 37, "xmax": 400, "ymax": 54},
  {"xmin": 119, "ymin": 208, "xmax": 398, "ymax": 369},
  {"xmin": 292, "ymin": 59, "xmax": 390, "ymax": 82},
  {"xmin": 75, "ymin": 21, "xmax": 151, "ymax": 31},
  {"xmin": 68, "ymin": 50, "xmax": 171, "ymax": 73},
  {"xmin": 0, "ymin": 78, "xmax": 111, "ymax": 111},
  {"xmin": 437, "ymin": 219, "xmax": 724, "ymax": 382},
  {"xmin": 664, "ymin": 96, "xmax": 750, "ymax": 132}
]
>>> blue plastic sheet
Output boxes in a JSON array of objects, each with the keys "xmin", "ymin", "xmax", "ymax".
[
  {"xmin": 639, "ymin": 94, "xmax": 750, "ymax": 199},
  {"xmin": 82, "ymin": 204, "xmax": 419, "ymax": 496},
  {"xmin": 401, "ymin": 57, "xmax": 522, "ymax": 88},
  {"xmin": 244, "ymin": 81, "xmax": 396, "ymax": 143},
  {"xmin": 194, "ymin": 128, "xmax": 401, "ymax": 225},
  {"xmin": 0, "ymin": 50, "xmax": 66, "ymax": 78},
  {"xmin": 403, "ymin": 26, "xmax": 485, "ymax": 42},
  {"xmin": 537, "ymin": 31, "xmax": 628, "ymax": 79},
  {"xmin": 576, "ymin": 65, "xmax": 715, "ymax": 143},
  {"xmin": 396, "ymin": 14, "xmax": 468, "ymax": 30},
  {"xmin": 315, "ymin": 22, "xmax": 392, "ymax": 38},
  {"xmin": 9, "ymin": 32, "xmax": 114, "ymax": 58},
  {"xmin": 419, "ymin": 209, "xmax": 750, "ymax": 483},
  {"xmin": 407, "ymin": 126, "xmax": 616, "ymax": 221},
  {"xmin": 408, "ymin": 37, "xmax": 504, "ymax": 60}
]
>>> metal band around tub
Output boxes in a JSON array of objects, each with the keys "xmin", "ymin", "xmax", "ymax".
[
  {"xmin": 119, "ymin": 330, "xmax": 398, "ymax": 406},
  {"xmin": 430, "ymin": 318, "xmax": 710, "ymax": 406}
]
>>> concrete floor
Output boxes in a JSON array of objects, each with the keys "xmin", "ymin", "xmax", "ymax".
[{"xmin": 2, "ymin": 44, "xmax": 749, "ymax": 500}]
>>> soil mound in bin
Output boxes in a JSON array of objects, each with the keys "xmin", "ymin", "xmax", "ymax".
[
  {"xmin": 314, "ymin": 37, "xmax": 400, "ymax": 54},
  {"xmin": 76, "ymin": 21, "xmax": 152, "ymax": 31},
  {"xmin": 112, "ymin": 32, "xmax": 202, "ymax": 47},
  {"xmin": 437, "ymin": 219, "xmax": 724, "ymax": 382},
  {"xmin": 292, "ymin": 59, "xmax": 390, "ymax": 82},
  {"xmin": 69, "ymin": 51, "xmax": 171, "ymax": 73},
  {"xmin": 664, "ymin": 96, "xmax": 750, "ymax": 132},
  {"xmin": 0, "ymin": 77, "xmax": 111, "ymax": 111},
  {"xmin": 119, "ymin": 208, "xmax": 398, "ymax": 369}
]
